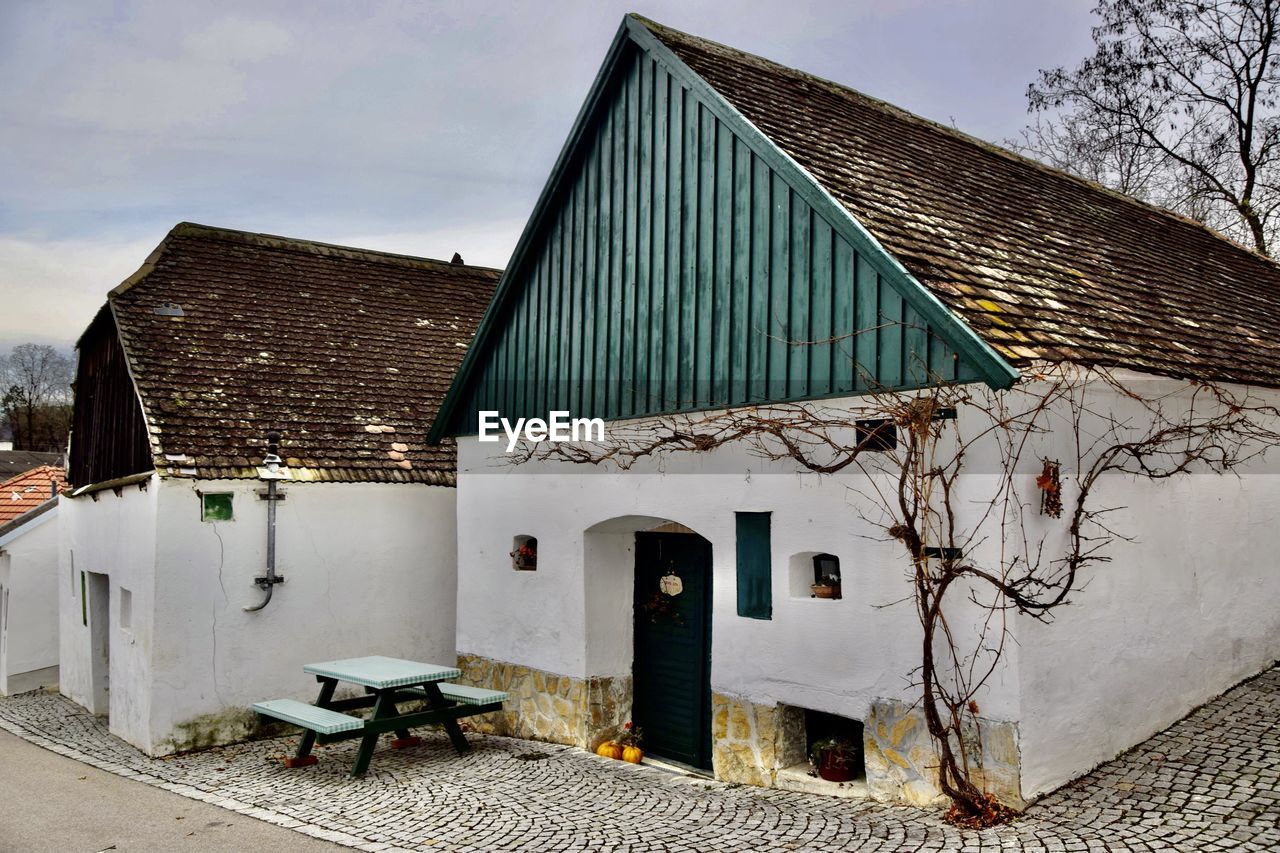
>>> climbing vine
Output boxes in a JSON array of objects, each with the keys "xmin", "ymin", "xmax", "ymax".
[{"xmin": 508, "ymin": 361, "xmax": 1280, "ymax": 825}]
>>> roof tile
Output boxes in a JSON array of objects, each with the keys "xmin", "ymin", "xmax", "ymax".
[
  {"xmin": 645, "ymin": 18, "xmax": 1280, "ymax": 387},
  {"xmin": 109, "ymin": 224, "xmax": 500, "ymax": 484}
]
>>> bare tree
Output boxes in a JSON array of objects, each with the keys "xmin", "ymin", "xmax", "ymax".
[
  {"xmin": 0, "ymin": 343, "xmax": 74, "ymax": 453},
  {"xmin": 1010, "ymin": 112, "xmax": 1166, "ymax": 198},
  {"xmin": 506, "ymin": 361, "xmax": 1280, "ymax": 825},
  {"xmin": 1024, "ymin": 0, "xmax": 1280, "ymax": 255}
]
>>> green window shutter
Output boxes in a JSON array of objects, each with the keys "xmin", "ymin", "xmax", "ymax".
[{"xmin": 735, "ymin": 512, "xmax": 772, "ymax": 619}]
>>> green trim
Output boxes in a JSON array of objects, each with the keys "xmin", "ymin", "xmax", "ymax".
[
  {"xmin": 428, "ymin": 16, "xmax": 1017, "ymax": 442},
  {"xmin": 735, "ymin": 511, "xmax": 773, "ymax": 620},
  {"xmin": 625, "ymin": 16, "xmax": 1017, "ymax": 391}
]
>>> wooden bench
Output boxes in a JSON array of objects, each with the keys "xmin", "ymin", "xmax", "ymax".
[
  {"xmin": 253, "ymin": 698, "xmax": 365, "ymax": 767},
  {"xmin": 253, "ymin": 698, "xmax": 365, "ymax": 735}
]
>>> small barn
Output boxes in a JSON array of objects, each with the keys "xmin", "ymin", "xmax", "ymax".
[
  {"xmin": 429, "ymin": 16, "xmax": 1280, "ymax": 806},
  {"xmin": 61, "ymin": 223, "xmax": 498, "ymax": 755}
]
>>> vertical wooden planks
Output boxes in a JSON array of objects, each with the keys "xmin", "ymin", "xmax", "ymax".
[
  {"xmin": 728, "ymin": 135, "xmax": 750, "ymax": 406},
  {"xmin": 634, "ymin": 55, "xmax": 654, "ymax": 415},
  {"xmin": 455, "ymin": 51, "xmax": 980, "ymax": 431},
  {"xmin": 748, "ymin": 153, "xmax": 770, "ymax": 402},
  {"xmin": 768, "ymin": 174, "xmax": 790, "ymax": 401},
  {"xmin": 649, "ymin": 65, "xmax": 668, "ymax": 413},
  {"xmin": 698, "ymin": 108, "xmax": 718, "ymax": 409},
  {"xmin": 664, "ymin": 82, "xmax": 684, "ymax": 410}
]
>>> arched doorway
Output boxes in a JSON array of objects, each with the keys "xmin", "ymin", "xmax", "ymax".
[{"xmin": 632, "ymin": 527, "xmax": 713, "ymax": 770}]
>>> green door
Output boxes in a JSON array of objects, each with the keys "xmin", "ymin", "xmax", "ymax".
[{"xmin": 632, "ymin": 531, "xmax": 713, "ymax": 769}]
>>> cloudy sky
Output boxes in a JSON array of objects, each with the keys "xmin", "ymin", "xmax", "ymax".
[{"xmin": 0, "ymin": 0, "xmax": 1095, "ymax": 352}]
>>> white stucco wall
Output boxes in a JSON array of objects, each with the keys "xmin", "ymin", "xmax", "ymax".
[
  {"xmin": 60, "ymin": 475, "xmax": 458, "ymax": 755},
  {"xmin": 456, "ymin": 431, "xmax": 1024, "ymax": 728},
  {"xmin": 1012, "ymin": 378, "xmax": 1280, "ymax": 797},
  {"xmin": 59, "ymin": 478, "xmax": 159, "ymax": 747},
  {"xmin": 146, "ymin": 477, "xmax": 457, "ymax": 754},
  {"xmin": 0, "ymin": 507, "xmax": 60, "ymax": 695},
  {"xmin": 457, "ymin": 372, "xmax": 1280, "ymax": 800}
]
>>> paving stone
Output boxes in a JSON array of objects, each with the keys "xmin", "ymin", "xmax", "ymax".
[{"xmin": 0, "ymin": 668, "xmax": 1277, "ymax": 850}]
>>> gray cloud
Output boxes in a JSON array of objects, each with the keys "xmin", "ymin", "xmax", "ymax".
[{"xmin": 0, "ymin": 0, "xmax": 1095, "ymax": 350}]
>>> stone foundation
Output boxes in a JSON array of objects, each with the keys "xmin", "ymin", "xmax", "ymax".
[
  {"xmin": 710, "ymin": 692, "xmax": 1023, "ymax": 808},
  {"xmin": 710, "ymin": 693, "xmax": 806, "ymax": 786},
  {"xmin": 865, "ymin": 699, "xmax": 1023, "ymax": 808},
  {"xmin": 457, "ymin": 662, "xmax": 1023, "ymax": 808},
  {"xmin": 456, "ymin": 653, "xmax": 630, "ymax": 749}
]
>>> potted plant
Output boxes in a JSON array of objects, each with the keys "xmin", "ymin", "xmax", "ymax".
[
  {"xmin": 511, "ymin": 541, "xmax": 537, "ymax": 571},
  {"xmin": 809, "ymin": 736, "xmax": 862, "ymax": 782},
  {"xmin": 810, "ymin": 571, "xmax": 842, "ymax": 599},
  {"xmin": 810, "ymin": 581, "xmax": 840, "ymax": 599},
  {"xmin": 617, "ymin": 720, "xmax": 644, "ymax": 763}
]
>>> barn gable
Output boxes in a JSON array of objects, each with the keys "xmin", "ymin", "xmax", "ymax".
[{"xmin": 431, "ymin": 16, "xmax": 1016, "ymax": 439}]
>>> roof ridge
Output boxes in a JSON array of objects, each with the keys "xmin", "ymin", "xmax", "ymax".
[
  {"xmin": 168, "ymin": 222, "xmax": 505, "ymax": 273},
  {"xmin": 631, "ymin": 13, "xmax": 1280, "ymax": 272}
]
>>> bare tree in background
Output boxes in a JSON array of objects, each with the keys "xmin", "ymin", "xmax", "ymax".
[
  {"xmin": 1, "ymin": 343, "xmax": 74, "ymax": 453},
  {"xmin": 1021, "ymin": 0, "xmax": 1280, "ymax": 256}
]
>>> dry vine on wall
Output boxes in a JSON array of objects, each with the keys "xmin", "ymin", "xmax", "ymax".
[{"xmin": 509, "ymin": 360, "xmax": 1280, "ymax": 826}]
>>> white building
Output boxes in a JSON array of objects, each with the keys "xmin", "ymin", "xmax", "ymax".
[
  {"xmin": 0, "ymin": 497, "xmax": 60, "ymax": 696},
  {"xmin": 60, "ymin": 223, "xmax": 498, "ymax": 755},
  {"xmin": 427, "ymin": 16, "xmax": 1280, "ymax": 807}
]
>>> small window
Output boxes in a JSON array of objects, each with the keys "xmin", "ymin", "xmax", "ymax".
[
  {"xmin": 736, "ymin": 512, "xmax": 772, "ymax": 619},
  {"xmin": 511, "ymin": 535, "xmax": 538, "ymax": 571},
  {"xmin": 856, "ymin": 419, "xmax": 896, "ymax": 451},
  {"xmin": 788, "ymin": 552, "xmax": 842, "ymax": 599},
  {"xmin": 811, "ymin": 554, "xmax": 841, "ymax": 599},
  {"xmin": 80, "ymin": 571, "xmax": 87, "ymax": 626},
  {"xmin": 119, "ymin": 587, "xmax": 132, "ymax": 631},
  {"xmin": 201, "ymin": 492, "xmax": 234, "ymax": 522}
]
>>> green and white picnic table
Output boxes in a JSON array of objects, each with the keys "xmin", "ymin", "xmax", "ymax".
[{"xmin": 252, "ymin": 655, "xmax": 506, "ymax": 776}]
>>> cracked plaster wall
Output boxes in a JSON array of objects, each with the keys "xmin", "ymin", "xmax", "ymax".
[{"xmin": 61, "ymin": 476, "xmax": 458, "ymax": 755}]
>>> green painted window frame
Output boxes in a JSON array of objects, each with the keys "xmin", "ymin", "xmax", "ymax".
[
  {"xmin": 201, "ymin": 492, "xmax": 234, "ymax": 522},
  {"xmin": 735, "ymin": 512, "xmax": 772, "ymax": 619}
]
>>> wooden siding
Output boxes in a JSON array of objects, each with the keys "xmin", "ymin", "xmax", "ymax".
[
  {"xmin": 453, "ymin": 46, "xmax": 979, "ymax": 433},
  {"xmin": 69, "ymin": 309, "xmax": 153, "ymax": 487}
]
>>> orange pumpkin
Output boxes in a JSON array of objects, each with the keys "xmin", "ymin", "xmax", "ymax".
[
  {"xmin": 622, "ymin": 745, "xmax": 643, "ymax": 764},
  {"xmin": 595, "ymin": 740, "xmax": 623, "ymax": 760}
]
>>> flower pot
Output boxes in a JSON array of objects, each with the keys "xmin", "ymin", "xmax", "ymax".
[
  {"xmin": 810, "ymin": 583, "xmax": 839, "ymax": 599},
  {"xmin": 513, "ymin": 555, "xmax": 537, "ymax": 571},
  {"xmin": 816, "ymin": 749, "xmax": 855, "ymax": 782}
]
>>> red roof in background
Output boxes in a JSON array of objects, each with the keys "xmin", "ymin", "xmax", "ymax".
[{"xmin": 0, "ymin": 466, "xmax": 65, "ymax": 524}]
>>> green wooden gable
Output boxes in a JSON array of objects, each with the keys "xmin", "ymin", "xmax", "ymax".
[{"xmin": 430, "ymin": 17, "xmax": 1016, "ymax": 440}]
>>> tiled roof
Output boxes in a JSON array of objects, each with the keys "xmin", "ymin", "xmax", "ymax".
[
  {"xmin": 107, "ymin": 223, "xmax": 500, "ymax": 485},
  {"xmin": 0, "ymin": 465, "xmax": 65, "ymax": 524},
  {"xmin": 643, "ymin": 18, "xmax": 1280, "ymax": 388},
  {"xmin": 0, "ymin": 451, "xmax": 63, "ymax": 478}
]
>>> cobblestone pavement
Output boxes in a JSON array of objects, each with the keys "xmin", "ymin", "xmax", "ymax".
[{"xmin": 0, "ymin": 667, "xmax": 1276, "ymax": 852}]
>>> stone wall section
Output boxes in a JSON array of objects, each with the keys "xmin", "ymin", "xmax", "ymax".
[
  {"xmin": 864, "ymin": 699, "xmax": 1023, "ymax": 808},
  {"xmin": 456, "ymin": 653, "xmax": 629, "ymax": 748},
  {"xmin": 457, "ymin": 661, "xmax": 1023, "ymax": 808},
  {"xmin": 710, "ymin": 692, "xmax": 805, "ymax": 786}
]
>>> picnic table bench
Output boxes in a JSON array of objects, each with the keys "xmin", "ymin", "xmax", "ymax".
[{"xmin": 252, "ymin": 655, "xmax": 506, "ymax": 776}]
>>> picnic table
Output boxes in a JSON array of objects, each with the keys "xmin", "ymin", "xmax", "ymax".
[{"xmin": 252, "ymin": 655, "xmax": 506, "ymax": 776}]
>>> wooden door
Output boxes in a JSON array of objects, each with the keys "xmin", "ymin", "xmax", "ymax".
[{"xmin": 632, "ymin": 532, "xmax": 713, "ymax": 769}]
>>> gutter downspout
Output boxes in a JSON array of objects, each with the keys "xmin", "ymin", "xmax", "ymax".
[{"xmin": 244, "ymin": 430, "xmax": 289, "ymax": 612}]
